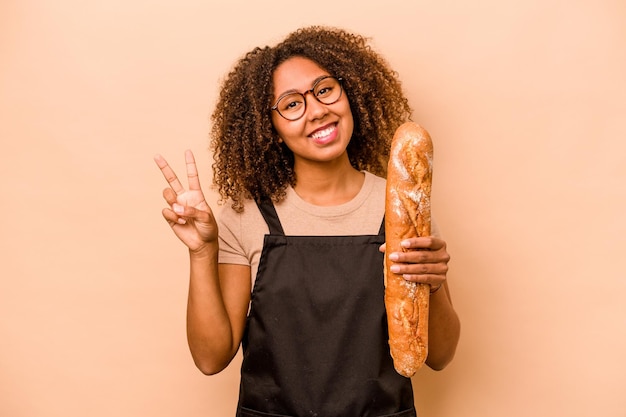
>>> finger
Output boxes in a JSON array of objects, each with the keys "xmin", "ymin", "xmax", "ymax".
[
  {"xmin": 162, "ymin": 207, "xmax": 186, "ymax": 225},
  {"xmin": 379, "ymin": 243, "xmax": 386, "ymax": 253},
  {"xmin": 185, "ymin": 150, "xmax": 202, "ymax": 191},
  {"xmin": 402, "ymin": 274, "xmax": 446, "ymax": 290},
  {"xmin": 400, "ymin": 236, "xmax": 445, "ymax": 250},
  {"xmin": 388, "ymin": 249, "xmax": 434, "ymax": 263},
  {"xmin": 390, "ymin": 261, "xmax": 449, "ymax": 277},
  {"xmin": 154, "ymin": 153, "xmax": 186, "ymax": 195},
  {"xmin": 391, "ymin": 250, "xmax": 450, "ymax": 266},
  {"xmin": 171, "ymin": 203, "xmax": 212, "ymax": 224},
  {"xmin": 162, "ymin": 187, "xmax": 178, "ymax": 205}
]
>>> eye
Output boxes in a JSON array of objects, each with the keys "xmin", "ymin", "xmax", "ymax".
[
  {"xmin": 314, "ymin": 78, "xmax": 338, "ymax": 99},
  {"xmin": 317, "ymin": 87, "xmax": 331, "ymax": 97},
  {"xmin": 315, "ymin": 84, "xmax": 334, "ymax": 97},
  {"xmin": 278, "ymin": 94, "xmax": 304, "ymax": 113}
]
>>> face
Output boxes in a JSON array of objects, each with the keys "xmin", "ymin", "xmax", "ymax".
[{"xmin": 271, "ymin": 56, "xmax": 354, "ymax": 167}]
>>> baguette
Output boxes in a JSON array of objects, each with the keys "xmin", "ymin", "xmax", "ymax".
[{"xmin": 384, "ymin": 122, "xmax": 433, "ymax": 377}]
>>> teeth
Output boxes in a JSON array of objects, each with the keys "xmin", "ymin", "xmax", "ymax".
[{"xmin": 311, "ymin": 125, "xmax": 335, "ymax": 139}]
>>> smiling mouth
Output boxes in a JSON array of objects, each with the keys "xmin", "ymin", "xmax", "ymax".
[{"xmin": 310, "ymin": 124, "xmax": 336, "ymax": 140}]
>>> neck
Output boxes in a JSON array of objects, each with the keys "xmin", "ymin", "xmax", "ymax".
[{"xmin": 292, "ymin": 155, "xmax": 365, "ymax": 206}]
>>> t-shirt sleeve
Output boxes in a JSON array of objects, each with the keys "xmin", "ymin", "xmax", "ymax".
[{"xmin": 217, "ymin": 205, "xmax": 251, "ymax": 266}]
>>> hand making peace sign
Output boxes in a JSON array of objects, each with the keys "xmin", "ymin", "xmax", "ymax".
[{"xmin": 154, "ymin": 150, "xmax": 218, "ymax": 252}]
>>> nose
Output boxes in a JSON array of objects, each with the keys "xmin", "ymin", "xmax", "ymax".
[{"xmin": 303, "ymin": 91, "xmax": 329, "ymax": 120}]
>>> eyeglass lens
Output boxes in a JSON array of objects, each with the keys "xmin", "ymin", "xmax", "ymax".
[{"xmin": 275, "ymin": 77, "xmax": 342, "ymax": 120}]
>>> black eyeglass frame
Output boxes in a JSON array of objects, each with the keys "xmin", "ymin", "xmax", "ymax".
[{"xmin": 270, "ymin": 76, "xmax": 344, "ymax": 121}]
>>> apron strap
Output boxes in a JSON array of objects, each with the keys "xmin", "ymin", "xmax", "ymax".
[
  {"xmin": 256, "ymin": 200, "xmax": 285, "ymax": 236},
  {"xmin": 378, "ymin": 215, "xmax": 386, "ymax": 237}
]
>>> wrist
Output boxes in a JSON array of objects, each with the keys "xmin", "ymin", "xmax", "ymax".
[{"xmin": 189, "ymin": 242, "xmax": 218, "ymax": 260}]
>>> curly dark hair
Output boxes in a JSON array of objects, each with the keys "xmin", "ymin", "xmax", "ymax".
[{"xmin": 210, "ymin": 26, "xmax": 412, "ymax": 211}]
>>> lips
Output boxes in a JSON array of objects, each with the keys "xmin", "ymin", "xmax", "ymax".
[{"xmin": 309, "ymin": 123, "xmax": 338, "ymax": 144}]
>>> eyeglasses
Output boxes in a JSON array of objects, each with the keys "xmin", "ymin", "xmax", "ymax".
[{"xmin": 271, "ymin": 76, "xmax": 344, "ymax": 121}]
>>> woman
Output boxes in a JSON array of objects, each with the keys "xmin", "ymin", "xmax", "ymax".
[{"xmin": 155, "ymin": 26, "xmax": 460, "ymax": 417}]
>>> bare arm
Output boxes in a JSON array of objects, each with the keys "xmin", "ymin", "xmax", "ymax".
[
  {"xmin": 424, "ymin": 278, "xmax": 459, "ymax": 370},
  {"xmin": 154, "ymin": 150, "xmax": 250, "ymax": 374},
  {"xmin": 186, "ymin": 253, "xmax": 250, "ymax": 374}
]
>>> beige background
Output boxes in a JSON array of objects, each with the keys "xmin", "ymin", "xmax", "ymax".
[{"xmin": 1, "ymin": 0, "xmax": 625, "ymax": 416}]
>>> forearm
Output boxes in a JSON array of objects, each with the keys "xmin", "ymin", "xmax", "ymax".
[
  {"xmin": 425, "ymin": 282, "xmax": 460, "ymax": 370},
  {"xmin": 185, "ymin": 244, "xmax": 239, "ymax": 375}
]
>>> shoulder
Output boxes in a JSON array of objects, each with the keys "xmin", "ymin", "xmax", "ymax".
[
  {"xmin": 216, "ymin": 198, "xmax": 269, "ymax": 265},
  {"xmin": 363, "ymin": 171, "xmax": 387, "ymax": 188},
  {"xmin": 362, "ymin": 171, "xmax": 386, "ymax": 206},
  {"xmin": 216, "ymin": 199, "xmax": 268, "ymax": 237}
]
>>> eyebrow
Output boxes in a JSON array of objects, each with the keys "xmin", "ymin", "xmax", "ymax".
[{"xmin": 275, "ymin": 75, "xmax": 331, "ymax": 99}]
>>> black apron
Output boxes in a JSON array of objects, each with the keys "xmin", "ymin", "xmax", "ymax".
[{"xmin": 236, "ymin": 201, "xmax": 416, "ymax": 417}]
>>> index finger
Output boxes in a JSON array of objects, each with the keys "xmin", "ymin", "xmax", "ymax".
[{"xmin": 154, "ymin": 153, "xmax": 186, "ymax": 195}]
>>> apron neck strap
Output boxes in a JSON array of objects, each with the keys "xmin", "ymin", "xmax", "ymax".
[
  {"xmin": 256, "ymin": 200, "xmax": 285, "ymax": 235},
  {"xmin": 378, "ymin": 216, "xmax": 385, "ymax": 237}
]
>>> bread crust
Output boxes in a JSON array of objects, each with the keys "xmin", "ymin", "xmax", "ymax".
[{"xmin": 384, "ymin": 122, "xmax": 433, "ymax": 377}]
